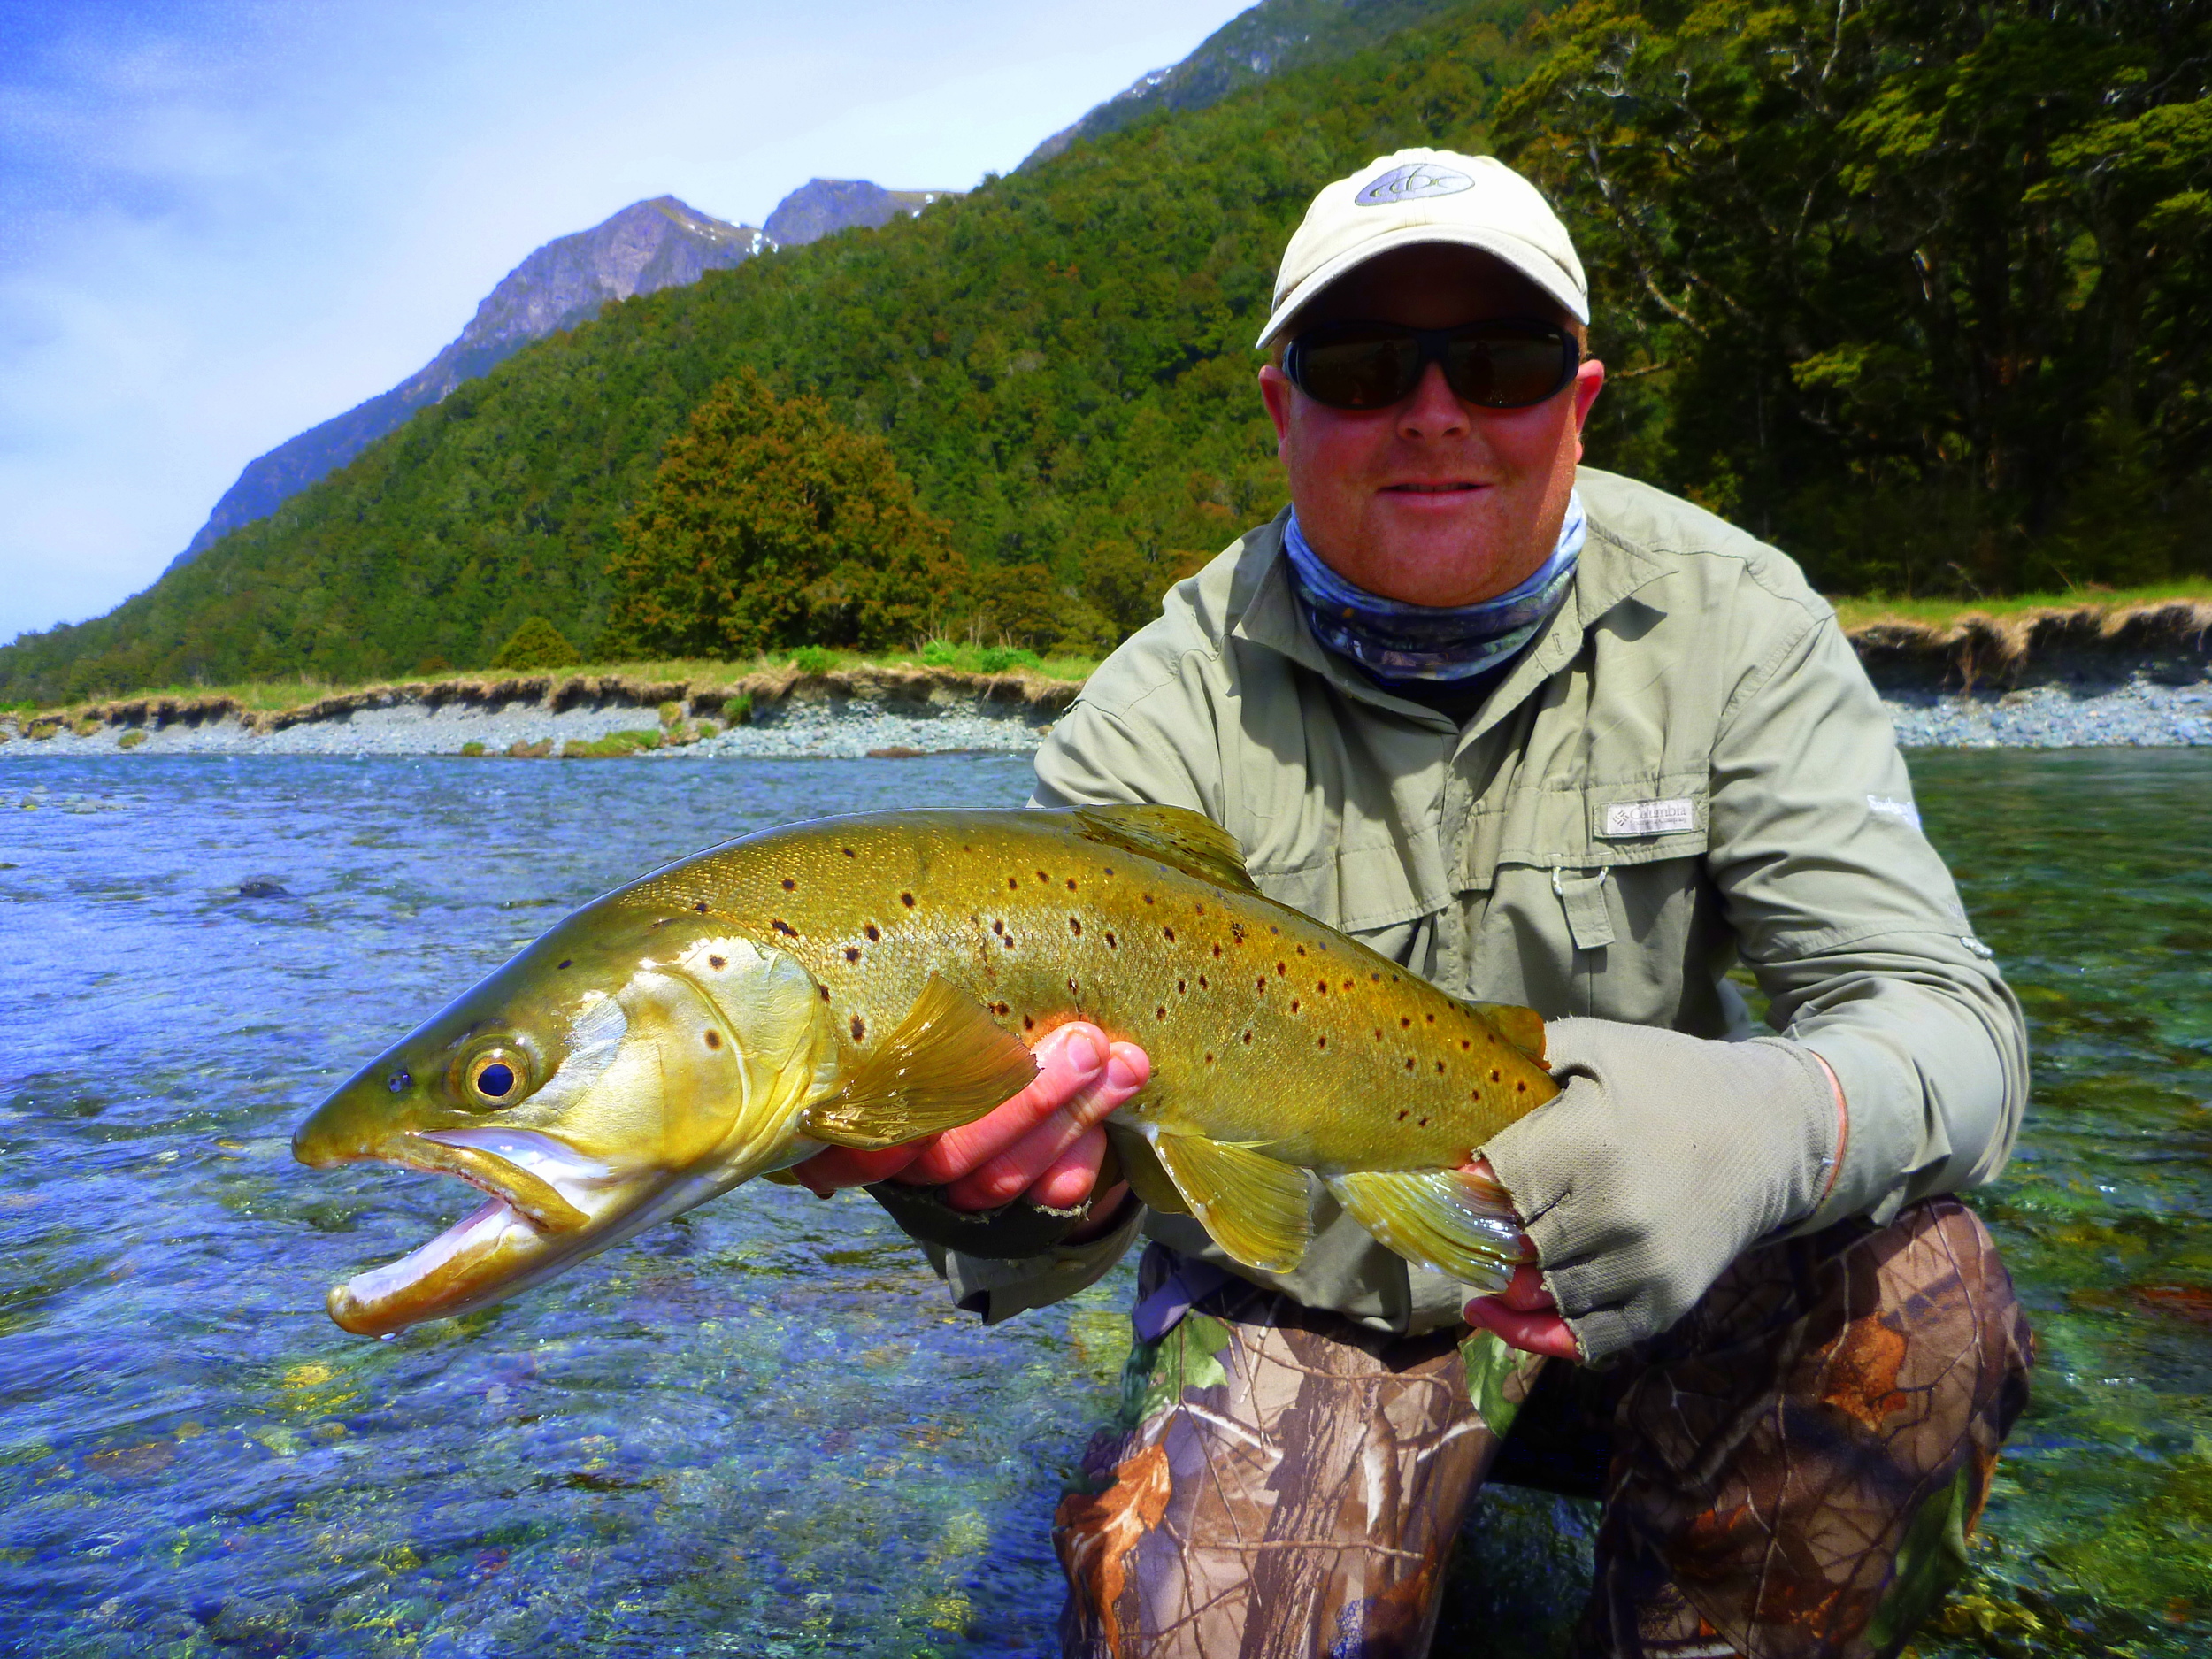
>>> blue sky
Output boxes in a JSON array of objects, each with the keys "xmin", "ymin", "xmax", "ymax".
[{"xmin": 0, "ymin": 0, "xmax": 1250, "ymax": 643}]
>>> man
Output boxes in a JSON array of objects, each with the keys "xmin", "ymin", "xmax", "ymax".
[{"xmin": 798, "ymin": 149, "xmax": 2032, "ymax": 1657}]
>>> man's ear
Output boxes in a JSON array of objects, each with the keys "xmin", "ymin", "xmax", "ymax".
[
  {"xmin": 1570, "ymin": 357, "xmax": 1606, "ymax": 462},
  {"xmin": 1258, "ymin": 363, "xmax": 1295, "ymax": 453}
]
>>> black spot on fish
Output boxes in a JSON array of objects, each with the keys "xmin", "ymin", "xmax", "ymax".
[
  {"xmin": 992, "ymin": 1002, "xmax": 1010, "ymax": 1017},
  {"xmin": 1317, "ymin": 980, "xmax": 1327, "ymax": 994},
  {"xmin": 819, "ymin": 986, "xmax": 831, "ymax": 1002},
  {"xmin": 1104, "ymin": 867, "xmax": 1114, "ymax": 876},
  {"xmin": 1070, "ymin": 918, "xmax": 1082, "ymax": 936},
  {"xmin": 1490, "ymin": 1069, "xmax": 1502, "ymax": 1082},
  {"xmin": 1270, "ymin": 926, "xmax": 1279, "ymax": 935},
  {"xmin": 842, "ymin": 848, "xmax": 856, "ymax": 858},
  {"xmin": 1425, "ymin": 1014, "xmax": 1436, "ymax": 1025},
  {"xmin": 1435, "ymin": 1061, "xmax": 1445, "ymax": 1073},
  {"xmin": 1296, "ymin": 945, "xmax": 1306, "ymax": 956},
  {"xmin": 1066, "ymin": 878, "xmax": 1078, "ymax": 891},
  {"xmin": 1290, "ymin": 999, "xmax": 1300, "ymax": 1013},
  {"xmin": 1418, "ymin": 1116, "xmax": 1430, "ymax": 1127},
  {"xmin": 1003, "ymin": 935, "xmax": 1015, "ymax": 949},
  {"xmin": 1205, "ymin": 1052, "xmax": 1215, "ymax": 1064},
  {"xmin": 1397, "ymin": 1110, "xmax": 1409, "ymax": 1121},
  {"xmin": 902, "ymin": 893, "xmax": 916, "ymax": 908},
  {"xmin": 704, "ymin": 1030, "xmax": 722, "ymax": 1050},
  {"xmin": 772, "ymin": 919, "xmax": 796, "ymax": 937},
  {"xmin": 1230, "ymin": 924, "xmax": 1245, "ymax": 944},
  {"xmin": 1401, "ymin": 1017, "xmax": 1412, "ymax": 1029},
  {"xmin": 864, "ymin": 924, "xmax": 880, "ymax": 941},
  {"xmin": 1105, "ymin": 931, "xmax": 1118, "ymax": 948},
  {"xmin": 781, "ymin": 878, "xmax": 796, "ymax": 892},
  {"xmin": 1460, "ymin": 1039, "xmax": 1471, "ymax": 1050},
  {"xmin": 709, "ymin": 955, "xmax": 726, "ymax": 970},
  {"xmin": 993, "ymin": 919, "xmax": 1005, "ymax": 934},
  {"xmin": 1194, "ymin": 902, "xmax": 1204, "ymax": 915},
  {"xmin": 1036, "ymin": 871, "xmax": 1049, "ymax": 884},
  {"xmin": 1163, "ymin": 926, "xmax": 1174, "ymax": 942},
  {"xmin": 557, "ymin": 959, "xmax": 572, "ymax": 970},
  {"xmin": 1198, "ymin": 975, "xmax": 1208, "ymax": 989},
  {"xmin": 1177, "ymin": 978, "xmax": 1187, "ymax": 994},
  {"xmin": 1256, "ymin": 978, "xmax": 1267, "ymax": 992},
  {"xmin": 1517, "ymin": 1080, "xmax": 1528, "ymax": 1093},
  {"xmin": 1405, "ymin": 1058, "xmax": 1417, "ymax": 1070},
  {"xmin": 1212, "ymin": 944, "xmax": 1222, "ymax": 958},
  {"xmin": 1344, "ymin": 980, "xmax": 1353, "ymax": 991},
  {"xmin": 1143, "ymin": 894, "xmax": 1155, "ymax": 905},
  {"xmin": 1317, "ymin": 1035, "xmax": 1326, "ymax": 1049},
  {"xmin": 845, "ymin": 947, "xmax": 861, "ymax": 963},
  {"xmin": 851, "ymin": 1016, "xmax": 866, "ymax": 1042},
  {"xmin": 1242, "ymin": 1031, "xmax": 1252, "ymax": 1045},
  {"xmin": 1024, "ymin": 1015, "xmax": 1036, "ymax": 1032},
  {"xmin": 694, "ymin": 902, "xmax": 710, "ymax": 914},
  {"xmin": 1276, "ymin": 963, "xmax": 1286, "ymax": 977},
  {"xmin": 1156, "ymin": 1006, "xmax": 1166, "ymax": 1020},
  {"xmin": 1009, "ymin": 877, "xmax": 1019, "ymax": 890}
]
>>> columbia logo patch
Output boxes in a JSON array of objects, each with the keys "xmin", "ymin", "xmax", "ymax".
[
  {"xmin": 1601, "ymin": 798, "xmax": 1697, "ymax": 838},
  {"xmin": 1354, "ymin": 163, "xmax": 1474, "ymax": 207}
]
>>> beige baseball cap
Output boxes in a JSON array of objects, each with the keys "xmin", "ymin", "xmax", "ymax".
[{"xmin": 1254, "ymin": 148, "xmax": 1587, "ymax": 349}]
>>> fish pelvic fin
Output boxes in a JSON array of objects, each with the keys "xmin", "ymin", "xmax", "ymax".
[
  {"xmin": 1071, "ymin": 804, "xmax": 1260, "ymax": 895},
  {"xmin": 1102, "ymin": 1121, "xmax": 1189, "ymax": 1216},
  {"xmin": 801, "ymin": 974, "xmax": 1039, "ymax": 1150},
  {"xmin": 1463, "ymin": 1002, "xmax": 1548, "ymax": 1065},
  {"xmin": 1153, "ymin": 1132, "xmax": 1310, "ymax": 1272},
  {"xmin": 1325, "ymin": 1169, "xmax": 1529, "ymax": 1294}
]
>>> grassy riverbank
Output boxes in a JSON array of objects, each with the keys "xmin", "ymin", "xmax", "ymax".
[{"xmin": 4, "ymin": 586, "xmax": 2208, "ymax": 731}]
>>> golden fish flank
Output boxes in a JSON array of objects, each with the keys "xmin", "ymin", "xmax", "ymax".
[{"xmin": 294, "ymin": 806, "xmax": 1555, "ymax": 1335}]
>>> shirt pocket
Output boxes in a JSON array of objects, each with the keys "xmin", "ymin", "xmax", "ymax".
[{"xmin": 1459, "ymin": 772, "xmax": 1711, "ymax": 957}]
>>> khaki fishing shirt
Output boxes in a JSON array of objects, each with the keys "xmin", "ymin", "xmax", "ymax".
[{"xmin": 924, "ymin": 467, "xmax": 2027, "ymax": 1335}]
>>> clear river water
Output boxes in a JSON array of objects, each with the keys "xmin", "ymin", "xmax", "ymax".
[{"xmin": 0, "ymin": 749, "xmax": 2205, "ymax": 1657}]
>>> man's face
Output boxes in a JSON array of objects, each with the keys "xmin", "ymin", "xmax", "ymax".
[{"xmin": 1258, "ymin": 244, "xmax": 1604, "ymax": 607}]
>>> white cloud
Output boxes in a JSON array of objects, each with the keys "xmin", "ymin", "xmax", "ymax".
[{"xmin": 0, "ymin": 0, "xmax": 1243, "ymax": 641}]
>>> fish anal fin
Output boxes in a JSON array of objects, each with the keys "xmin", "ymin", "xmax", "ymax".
[
  {"xmin": 1326, "ymin": 1169, "xmax": 1530, "ymax": 1293},
  {"xmin": 801, "ymin": 975, "xmax": 1038, "ymax": 1150},
  {"xmin": 1071, "ymin": 805, "xmax": 1259, "ymax": 895},
  {"xmin": 1466, "ymin": 1002, "xmax": 1548, "ymax": 1065},
  {"xmin": 1153, "ymin": 1132, "xmax": 1310, "ymax": 1271}
]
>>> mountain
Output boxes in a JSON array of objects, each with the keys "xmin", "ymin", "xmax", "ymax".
[
  {"xmin": 2, "ymin": 0, "xmax": 1543, "ymax": 701},
  {"xmin": 764, "ymin": 180, "xmax": 957, "ymax": 247},
  {"xmin": 1022, "ymin": 0, "xmax": 1473, "ymax": 167},
  {"xmin": 166, "ymin": 197, "xmax": 768, "ymax": 574}
]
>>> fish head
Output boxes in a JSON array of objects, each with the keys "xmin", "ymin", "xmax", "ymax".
[{"xmin": 295, "ymin": 905, "xmax": 840, "ymax": 1336}]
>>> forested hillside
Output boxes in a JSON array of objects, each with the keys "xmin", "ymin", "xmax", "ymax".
[{"xmin": 4, "ymin": 0, "xmax": 2204, "ymax": 703}]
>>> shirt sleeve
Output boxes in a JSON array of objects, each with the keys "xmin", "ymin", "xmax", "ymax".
[{"xmin": 1707, "ymin": 611, "xmax": 2029, "ymax": 1230}]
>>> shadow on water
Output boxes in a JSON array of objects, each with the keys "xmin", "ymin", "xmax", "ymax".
[{"xmin": 0, "ymin": 749, "xmax": 2205, "ymax": 1655}]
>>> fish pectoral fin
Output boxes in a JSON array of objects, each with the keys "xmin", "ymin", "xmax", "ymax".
[
  {"xmin": 1102, "ymin": 1121, "xmax": 1189, "ymax": 1216},
  {"xmin": 1070, "ymin": 804, "xmax": 1260, "ymax": 895},
  {"xmin": 1463, "ymin": 1001, "xmax": 1548, "ymax": 1065},
  {"xmin": 800, "ymin": 974, "xmax": 1039, "ymax": 1150},
  {"xmin": 1152, "ymin": 1132, "xmax": 1310, "ymax": 1272},
  {"xmin": 1325, "ymin": 1170, "xmax": 1529, "ymax": 1293}
]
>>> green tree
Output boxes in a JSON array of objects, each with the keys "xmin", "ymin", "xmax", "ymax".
[
  {"xmin": 491, "ymin": 617, "xmax": 579, "ymax": 670},
  {"xmin": 602, "ymin": 370, "xmax": 969, "ymax": 656},
  {"xmin": 1501, "ymin": 0, "xmax": 2212, "ymax": 591}
]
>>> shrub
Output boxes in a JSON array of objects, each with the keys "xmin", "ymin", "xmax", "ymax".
[
  {"xmin": 787, "ymin": 646, "xmax": 835, "ymax": 675},
  {"xmin": 492, "ymin": 618, "xmax": 579, "ymax": 672},
  {"xmin": 976, "ymin": 646, "xmax": 1042, "ymax": 673}
]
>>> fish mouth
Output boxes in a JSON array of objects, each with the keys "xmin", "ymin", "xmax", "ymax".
[{"xmin": 321, "ymin": 1129, "xmax": 623, "ymax": 1337}]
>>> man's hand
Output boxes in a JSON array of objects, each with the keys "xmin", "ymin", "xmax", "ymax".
[
  {"xmin": 1457, "ymin": 1156, "xmax": 1580, "ymax": 1361},
  {"xmin": 790, "ymin": 1023, "xmax": 1148, "ymax": 1240}
]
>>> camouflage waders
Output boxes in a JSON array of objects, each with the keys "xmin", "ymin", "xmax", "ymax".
[{"xmin": 1054, "ymin": 1196, "xmax": 2032, "ymax": 1658}]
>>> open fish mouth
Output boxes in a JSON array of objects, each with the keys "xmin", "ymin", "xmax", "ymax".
[{"xmin": 325, "ymin": 1128, "xmax": 621, "ymax": 1336}]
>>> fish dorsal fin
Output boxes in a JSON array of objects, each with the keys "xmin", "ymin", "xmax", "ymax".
[
  {"xmin": 801, "ymin": 975, "xmax": 1038, "ymax": 1150},
  {"xmin": 1325, "ymin": 1169, "xmax": 1527, "ymax": 1294},
  {"xmin": 1465, "ymin": 1001, "xmax": 1548, "ymax": 1065},
  {"xmin": 1071, "ymin": 805, "xmax": 1260, "ymax": 895},
  {"xmin": 1151, "ymin": 1132, "xmax": 1311, "ymax": 1272}
]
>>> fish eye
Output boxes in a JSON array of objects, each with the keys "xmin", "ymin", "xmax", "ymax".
[
  {"xmin": 386, "ymin": 1068, "xmax": 411, "ymax": 1094},
  {"xmin": 464, "ymin": 1050, "xmax": 531, "ymax": 1107}
]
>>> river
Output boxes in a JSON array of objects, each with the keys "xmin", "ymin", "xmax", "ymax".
[{"xmin": 1, "ymin": 749, "xmax": 2205, "ymax": 1656}]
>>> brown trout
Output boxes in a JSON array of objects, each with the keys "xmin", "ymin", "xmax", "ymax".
[{"xmin": 295, "ymin": 805, "xmax": 1555, "ymax": 1335}]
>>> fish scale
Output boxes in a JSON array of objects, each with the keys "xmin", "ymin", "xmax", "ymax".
[
  {"xmin": 619, "ymin": 810, "xmax": 1549, "ymax": 1170},
  {"xmin": 296, "ymin": 804, "xmax": 1555, "ymax": 1335}
]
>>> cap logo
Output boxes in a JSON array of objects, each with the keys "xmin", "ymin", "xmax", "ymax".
[{"xmin": 1354, "ymin": 162, "xmax": 1474, "ymax": 207}]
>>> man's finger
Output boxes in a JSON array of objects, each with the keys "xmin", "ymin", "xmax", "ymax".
[
  {"xmin": 1025, "ymin": 1125, "xmax": 1109, "ymax": 1212},
  {"xmin": 1463, "ymin": 1297, "xmax": 1581, "ymax": 1361},
  {"xmin": 791, "ymin": 1143, "xmax": 924, "ymax": 1194},
  {"xmin": 1493, "ymin": 1260, "xmax": 1555, "ymax": 1312},
  {"xmin": 941, "ymin": 1041, "xmax": 1149, "ymax": 1208},
  {"xmin": 900, "ymin": 1025, "xmax": 1130, "ymax": 1187}
]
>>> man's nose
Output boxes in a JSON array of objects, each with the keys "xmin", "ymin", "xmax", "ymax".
[{"xmin": 1395, "ymin": 360, "xmax": 1470, "ymax": 438}]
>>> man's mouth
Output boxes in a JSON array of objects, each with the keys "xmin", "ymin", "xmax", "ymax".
[{"xmin": 1383, "ymin": 481, "xmax": 1482, "ymax": 494}]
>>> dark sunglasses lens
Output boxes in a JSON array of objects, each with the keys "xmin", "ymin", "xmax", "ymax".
[
  {"xmin": 1294, "ymin": 332, "xmax": 1420, "ymax": 410},
  {"xmin": 1443, "ymin": 328, "xmax": 1574, "ymax": 408}
]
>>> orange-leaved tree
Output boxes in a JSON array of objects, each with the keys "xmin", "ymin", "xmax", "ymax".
[{"xmin": 603, "ymin": 370, "xmax": 969, "ymax": 657}]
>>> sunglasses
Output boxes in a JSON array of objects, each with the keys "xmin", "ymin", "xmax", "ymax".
[{"xmin": 1282, "ymin": 319, "xmax": 1583, "ymax": 411}]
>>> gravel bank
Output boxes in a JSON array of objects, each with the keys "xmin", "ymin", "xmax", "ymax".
[
  {"xmin": 0, "ymin": 694, "xmax": 1054, "ymax": 761},
  {"xmin": 5, "ymin": 675, "xmax": 2208, "ymax": 759}
]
